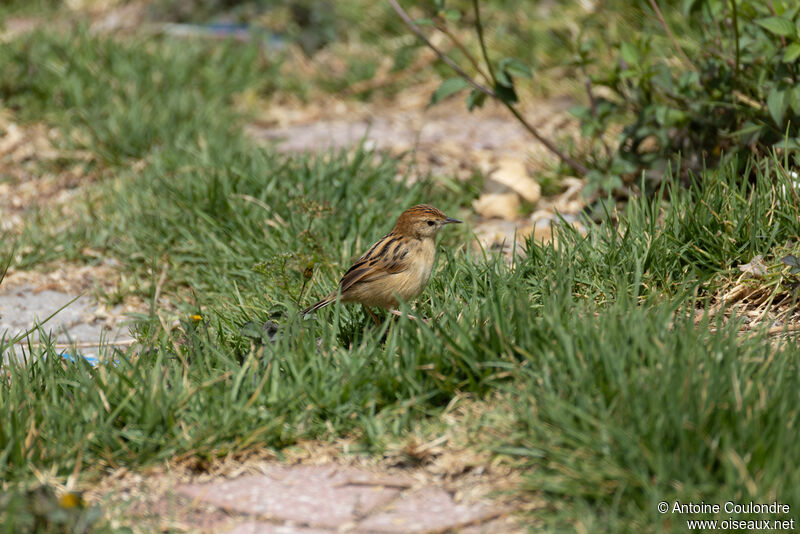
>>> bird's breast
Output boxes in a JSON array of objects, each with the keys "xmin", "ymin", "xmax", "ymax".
[{"xmin": 395, "ymin": 238, "xmax": 435, "ymax": 300}]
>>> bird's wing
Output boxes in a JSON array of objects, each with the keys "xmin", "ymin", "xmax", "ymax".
[{"xmin": 339, "ymin": 233, "xmax": 411, "ymax": 293}]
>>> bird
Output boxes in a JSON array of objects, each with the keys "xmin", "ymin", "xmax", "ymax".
[{"xmin": 302, "ymin": 204, "xmax": 461, "ymax": 324}]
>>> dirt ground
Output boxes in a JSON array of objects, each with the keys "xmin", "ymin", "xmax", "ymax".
[{"xmin": 68, "ymin": 394, "xmax": 535, "ymax": 532}]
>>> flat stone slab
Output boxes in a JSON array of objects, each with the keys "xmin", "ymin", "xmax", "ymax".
[
  {"xmin": 459, "ymin": 516, "xmax": 523, "ymax": 533},
  {"xmin": 179, "ymin": 465, "xmax": 507, "ymax": 533},
  {"xmin": 1, "ymin": 287, "xmax": 92, "ymax": 338},
  {"xmin": 0, "ymin": 285, "xmax": 133, "ymax": 361},
  {"xmin": 357, "ymin": 486, "xmax": 501, "ymax": 533},
  {"xmin": 225, "ymin": 522, "xmax": 334, "ymax": 534},
  {"xmin": 129, "ymin": 493, "xmax": 235, "ymax": 532},
  {"xmin": 177, "ymin": 465, "xmax": 402, "ymax": 529}
]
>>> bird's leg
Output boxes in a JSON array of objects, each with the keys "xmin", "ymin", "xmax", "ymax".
[
  {"xmin": 389, "ymin": 309, "xmax": 426, "ymax": 323},
  {"xmin": 364, "ymin": 305, "xmax": 381, "ymax": 326}
]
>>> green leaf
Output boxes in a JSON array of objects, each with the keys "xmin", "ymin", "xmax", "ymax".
[
  {"xmin": 466, "ymin": 89, "xmax": 487, "ymax": 111},
  {"xmin": 655, "ymin": 106, "xmax": 687, "ymax": 126},
  {"xmin": 681, "ymin": 0, "xmax": 704, "ymax": 15},
  {"xmin": 429, "ymin": 77, "xmax": 469, "ymax": 106},
  {"xmin": 412, "ymin": 17, "xmax": 435, "ymax": 26},
  {"xmin": 240, "ymin": 321, "xmax": 263, "ymax": 340},
  {"xmin": 783, "ymin": 43, "xmax": 800, "ymax": 63},
  {"xmin": 569, "ymin": 104, "xmax": 592, "ymax": 121},
  {"xmin": 610, "ymin": 154, "xmax": 639, "ymax": 175},
  {"xmin": 579, "ymin": 39, "xmax": 596, "ymax": 56},
  {"xmin": 790, "ymin": 86, "xmax": 800, "ymax": 115},
  {"xmin": 756, "ymin": 17, "xmax": 797, "ymax": 37},
  {"xmin": 781, "ymin": 255, "xmax": 799, "ymax": 268},
  {"xmin": 495, "ymin": 68, "xmax": 512, "ymax": 88},
  {"xmin": 732, "ymin": 121, "xmax": 767, "ymax": 144},
  {"xmin": 782, "ymin": 255, "xmax": 800, "ymax": 275},
  {"xmin": 498, "ymin": 57, "xmax": 532, "ymax": 79},
  {"xmin": 443, "ymin": 8, "xmax": 461, "ymax": 21},
  {"xmin": 493, "ymin": 83, "xmax": 518, "ymax": 104},
  {"xmin": 773, "ymin": 138, "xmax": 800, "ymax": 150},
  {"xmin": 586, "ymin": 170, "xmax": 623, "ymax": 195},
  {"xmin": 767, "ymin": 87, "xmax": 789, "ymax": 125},
  {"xmin": 620, "ymin": 42, "xmax": 640, "ymax": 65}
]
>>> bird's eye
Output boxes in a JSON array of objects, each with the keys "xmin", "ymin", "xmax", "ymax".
[{"xmin": 427, "ymin": 220, "xmax": 435, "ymax": 226}]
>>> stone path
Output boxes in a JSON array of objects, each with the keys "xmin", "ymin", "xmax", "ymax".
[
  {"xmin": 135, "ymin": 464, "xmax": 519, "ymax": 533},
  {"xmin": 0, "ymin": 285, "xmax": 134, "ymax": 362}
]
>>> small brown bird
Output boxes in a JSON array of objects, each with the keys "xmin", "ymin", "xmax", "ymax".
[{"xmin": 302, "ymin": 204, "xmax": 461, "ymax": 323}]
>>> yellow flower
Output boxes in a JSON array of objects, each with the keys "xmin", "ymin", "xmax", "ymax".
[{"xmin": 58, "ymin": 492, "xmax": 84, "ymax": 509}]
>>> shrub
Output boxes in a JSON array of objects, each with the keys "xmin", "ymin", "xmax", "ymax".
[{"xmin": 573, "ymin": 0, "xmax": 800, "ymax": 188}]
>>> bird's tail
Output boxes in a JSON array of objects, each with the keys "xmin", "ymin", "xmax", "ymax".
[{"xmin": 301, "ymin": 294, "xmax": 335, "ymax": 317}]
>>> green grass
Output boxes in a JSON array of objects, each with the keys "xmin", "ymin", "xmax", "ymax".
[
  {"xmin": 0, "ymin": 28, "xmax": 269, "ymax": 167},
  {"xmin": 2, "ymin": 21, "xmax": 800, "ymax": 534},
  {"xmin": 0, "ymin": 0, "xmax": 60, "ymax": 18},
  {"xmin": 501, "ymin": 290, "xmax": 799, "ymax": 531}
]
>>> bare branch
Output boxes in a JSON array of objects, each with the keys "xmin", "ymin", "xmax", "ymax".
[
  {"xmin": 436, "ymin": 23, "xmax": 491, "ymax": 83},
  {"xmin": 387, "ymin": 0, "xmax": 496, "ymax": 98},
  {"xmin": 502, "ymin": 103, "xmax": 589, "ymax": 176},
  {"xmin": 648, "ymin": 0, "xmax": 693, "ymax": 67},
  {"xmin": 471, "ymin": 0, "xmax": 497, "ymax": 85},
  {"xmin": 388, "ymin": 0, "xmax": 588, "ymax": 175}
]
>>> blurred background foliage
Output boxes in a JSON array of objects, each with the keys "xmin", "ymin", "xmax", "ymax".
[
  {"xmin": 3, "ymin": 0, "xmax": 796, "ymax": 189},
  {"xmin": 21, "ymin": 0, "xmax": 792, "ymax": 194}
]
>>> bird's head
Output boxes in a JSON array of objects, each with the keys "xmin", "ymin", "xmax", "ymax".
[{"xmin": 392, "ymin": 204, "xmax": 461, "ymax": 238}]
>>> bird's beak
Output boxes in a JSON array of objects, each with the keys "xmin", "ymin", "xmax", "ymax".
[{"xmin": 444, "ymin": 217, "xmax": 462, "ymax": 224}]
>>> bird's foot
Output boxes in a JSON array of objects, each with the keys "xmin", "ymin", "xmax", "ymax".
[{"xmin": 388, "ymin": 309, "xmax": 427, "ymax": 323}]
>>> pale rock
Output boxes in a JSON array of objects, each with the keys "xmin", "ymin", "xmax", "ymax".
[
  {"xmin": 738, "ymin": 255, "xmax": 767, "ymax": 278},
  {"xmin": 472, "ymin": 149, "xmax": 495, "ymax": 174},
  {"xmin": 0, "ymin": 123, "xmax": 23, "ymax": 155},
  {"xmin": 473, "ymin": 192, "xmax": 520, "ymax": 220},
  {"xmin": 490, "ymin": 157, "xmax": 541, "ymax": 204},
  {"xmin": 639, "ymin": 135, "xmax": 659, "ymax": 153},
  {"xmin": 472, "ymin": 218, "xmax": 533, "ymax": 260}
]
